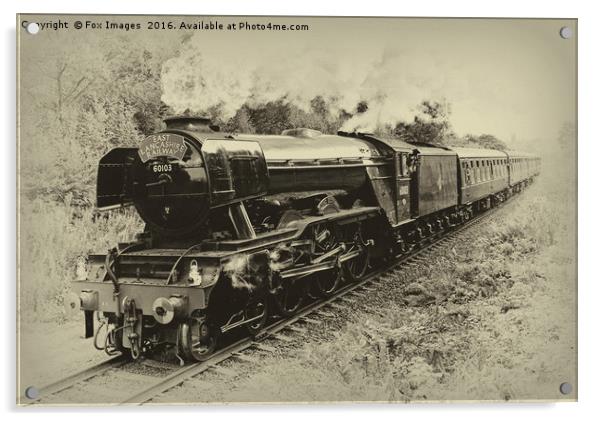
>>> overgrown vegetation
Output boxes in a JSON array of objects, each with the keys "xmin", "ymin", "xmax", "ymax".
[{"xmin": 19, "ymin": 200, "xmax": 143, "ymax": 322}]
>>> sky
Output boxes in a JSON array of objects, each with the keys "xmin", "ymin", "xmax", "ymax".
[{"xmin": 20, "ymin": 15, "xmax": 577, "ymax": 150}]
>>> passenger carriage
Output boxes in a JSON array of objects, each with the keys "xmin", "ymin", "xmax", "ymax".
[
  {"xmin": 507, "ymin": 151, "xmax": 540, "ymax": 191},
  {"xmin": 450, "ymin": 147, "xmax": 510, "ymax": 208}
]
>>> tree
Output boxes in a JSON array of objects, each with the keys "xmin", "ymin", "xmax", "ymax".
[
  {"xmin": 224, "ymin": 106, "xmax": 256, "ymax": 134},
  {"xmin": 310, "ymin": 96, "xmax": 329, "ymax": 118},
  {"xmin": 247, "ymin": 100, "xmax": 292, "ymax": 134},
  {"xmin": 356, "ymin": 101, "xmax": 369, "ymax": 114},
  {"xmin": 392, "ymin": 100, "xmax": 451, "ymax": 144},
  {"xmin": 458, "ymin": 134, "xmax": 508, "ymax": 151},
  {"xmin": 21, "ymin": 34, "xmax": 176, "ymax": 207}
]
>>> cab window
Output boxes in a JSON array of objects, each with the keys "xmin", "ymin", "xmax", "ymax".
[{"xmin": 399, "ymin": 153, "xmax": 411, "ymax": 177}]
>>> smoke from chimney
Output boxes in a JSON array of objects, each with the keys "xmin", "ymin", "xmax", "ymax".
[{"xmin": 160, "ymin": 36, "xmax": 460, "ymax": 132}]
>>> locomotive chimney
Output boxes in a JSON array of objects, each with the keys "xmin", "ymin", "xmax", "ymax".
[{"xmin": 163, "ymin": 115, "xmax": 219, "ymax": 132}]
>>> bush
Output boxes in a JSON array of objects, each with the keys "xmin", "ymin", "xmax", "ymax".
[{"xmin": 19, "ymin": 198, "xmax": 143, "ymax": 323}]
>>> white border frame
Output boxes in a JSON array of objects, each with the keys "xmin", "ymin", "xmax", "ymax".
[{"xmin": 4, "ymin": 1, "xmax": 597, "ymax": 420}]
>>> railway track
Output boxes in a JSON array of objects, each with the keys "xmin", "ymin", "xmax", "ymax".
[{"xmin": 22, "ymin": 187, "xmax": 526, "ymax": 406}]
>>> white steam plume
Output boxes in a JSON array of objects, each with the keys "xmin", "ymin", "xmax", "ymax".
[{"xmin": 161, "ymin": 37, "xmax": 459, "ymax": 132}]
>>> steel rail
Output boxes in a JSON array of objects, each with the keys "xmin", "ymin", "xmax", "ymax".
[{"xmin": 21, "ymin": 355, "xmax": 127, "ymax": 405}]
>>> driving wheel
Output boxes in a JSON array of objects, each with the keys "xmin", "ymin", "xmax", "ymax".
[
  {"xmin": 343, "ymin": 225, "xmax": 370, "ymax": 282},
  {"xmin": 273, "ymin": 277, "xmax": 307, "ymax": 317}
]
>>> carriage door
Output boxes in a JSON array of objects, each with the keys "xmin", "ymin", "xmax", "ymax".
[{"xmin": 394, "ymin": 152, "xmax": 412, "ymax": 224}]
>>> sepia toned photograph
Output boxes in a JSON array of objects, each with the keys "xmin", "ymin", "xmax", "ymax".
[{"xmin": 16, "ymin": 14, "xmax": 577, "ymax": 405}]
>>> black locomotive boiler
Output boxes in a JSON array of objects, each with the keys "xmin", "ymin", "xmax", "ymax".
[{"xmin": 73, "ymin": 116, "xmax": 540, "ymax": 361}]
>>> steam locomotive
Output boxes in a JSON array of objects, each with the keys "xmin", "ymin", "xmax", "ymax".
[{"xmin": 73, "ymin": 116, "xmax": 540, "ymax": 362}]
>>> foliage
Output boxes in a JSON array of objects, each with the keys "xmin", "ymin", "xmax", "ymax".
[
  {"xmin": 220, "ymin": 97, "xmax": 350, "ymax": 135},
  {"xmin": 447, "ymin": 133, "xmax": 509, "ymax": 151},
  {"xmin": 19, "ymin": 198, "xmax": 143, "ymax": 323},
  {"xmin": 20, "ymin": 35, "xmax": 173, "ymax": 207},
  {"xmin": 20, "ymin": 35, "xmax": 171, "ymax": 321},
  {"xmin": 391, "ymin": 100, "xmax": 452, "ymax": 144}
]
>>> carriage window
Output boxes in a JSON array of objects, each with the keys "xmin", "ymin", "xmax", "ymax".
[{"xmin": 470, "ymin": 161, "xmax": 475, "ymax": 184}]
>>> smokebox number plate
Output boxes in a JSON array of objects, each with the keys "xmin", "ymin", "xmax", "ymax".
[{"xmin": 138, "ymin": 133, "xmax": 187, "ymax": 162}]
